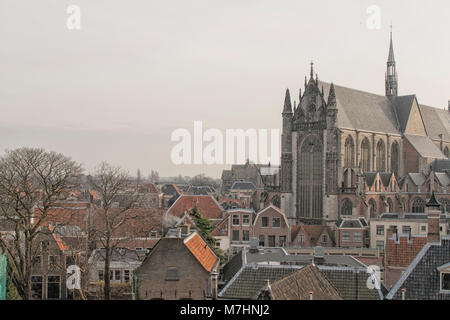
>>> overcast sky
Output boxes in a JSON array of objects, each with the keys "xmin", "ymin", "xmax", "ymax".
[{"xmin": 1, "ymin": 0, "xmax": 449, "ymax": 178}]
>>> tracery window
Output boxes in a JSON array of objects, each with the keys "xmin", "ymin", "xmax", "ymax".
[
  {"xmin": 376, "ymin": 140, "xmax": 386, "ymax": 172},
  {"xmin": 344, "ymin": 136, "xmax": 355, "ymax": 167},
  {"xmin": 391, "ymin": 142, "xmax": 399, "ymax": 177},
  {"xmin": 361, "ymin": 138, "xmax": 371, "ymax": 172}
]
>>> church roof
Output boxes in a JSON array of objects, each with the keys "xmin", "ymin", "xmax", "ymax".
[
  {"xmin": 419, "ymin": 104, "xmax": 450, "ymax": 141},
  {"xmin": 393, "ymin": 95, "xmax": 416, "ymax": 133},
  {"xmin": 319, "ymin": 81, "xmax": 401, "ymax": 134},
  {"xmin": 405, "ymin": 134, "xmax": 446, "ymax": 159}
]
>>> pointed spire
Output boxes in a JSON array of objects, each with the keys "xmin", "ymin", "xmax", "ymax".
[
  {"xmin": 386, "ymin": 27, "xmax": 398, "ymax": 99},
  {"xmin": 315, "ymin": 73, "xmax": 319, "ymax": 86},
  {"xmin": 328, "ymin": 82, "xmax": 337, "ymax": 108},
  {"xmin": 283, "ymin": 88, "xmax": 292, "ymax": 113},
  {"xmin": 299, "ymin": 88, "xmax": 302, "ymax": 102},
  {"xmin": 304, "ymin": 76, "xmax": 307, "ymax": 89},
  {"xmin": 388, "ymin": 23, "xmax": 395, "ymax": 62},
  {"xmin": 310, "ymin": 61, "xmax": 314, "ymax": 80},
  {"xmin": 426, "ymin": 191, "xmax": 441, "ymax": 208}
]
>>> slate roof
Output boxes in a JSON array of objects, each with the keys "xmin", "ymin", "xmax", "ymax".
[
  {"xmin": 336, "ymin": 218, "xmax": 368, "ymax": 229},
  {"xmin": 319, "ymin": 81, "xmax": 400, "ymax": 134},
  {"xmin": 230, "ymin": 181, "xmax": 256, "ymax": 191},
  {"xmin": 386, "ymin": 236, "xmax": 450, "ymax": 300},
  {"xmin": 184, "ymin": 232, "xmax": 218, "ymax": 273},
  {"xmin": 432, "ymin": 160, "xmax": 450, "ymax": 173},
  {"xmin": 393, "ymin": 95, "xmax": 416, "ymax": 133},
  {"xmin": 364, "ymin": 172, "xmax": 378, "ymax": 186},
  {"xmin": 435, "ymin": 172, "xmax": 450, "ymax": 187},
  {"xmin": 405, "ymin": 134, "xmax": 446, "ymax": 159},
  {"xmin": 290, "ymin": 224, "xmax": 335, "ymax": 245},
  {"xmin": 219, "ymin": 264, "xmax": 384, "ymax": 300},
  {"xmin": 89, "ymin": 248, "xmax": 141, "ymax": 264},
  {"xmin": 407, "ymin": 173, "xmax": 426, "ymax": 186},
  {"xmin": 265, "ymin": 264, "xmax": 343, "ymax": 300},
  {"xmin": 380, "ymin": 173, "xmax": 393, "ymax": 187},
  {"xmin": 419, "ymin": 104, "xmax": 450, "ymax": 141}
]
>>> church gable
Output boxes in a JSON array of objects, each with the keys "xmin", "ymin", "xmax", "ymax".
[{"xmin": 404, "ymin": 97, "xmax": 427, "ymax": 136}]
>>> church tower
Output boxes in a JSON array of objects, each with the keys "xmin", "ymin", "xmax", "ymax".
[{"xmin": 385, "ymin": 29, "xmax": 398, "ymax": 99}]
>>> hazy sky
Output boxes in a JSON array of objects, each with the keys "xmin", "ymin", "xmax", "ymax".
[{"xmin": 1, "ymin": 0, "xmax": 449, "ymax": 178}]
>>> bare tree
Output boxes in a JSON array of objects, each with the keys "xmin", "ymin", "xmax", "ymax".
[
  {"xmin": 89, "ymin": 162, "xmax": 139, "ymax": 300},
  {"xmin": 0, "ymin": 148, "xmax": 82, "ymax": 299}
]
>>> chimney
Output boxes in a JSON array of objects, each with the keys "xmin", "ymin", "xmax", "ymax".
[
  {"xmin": 401, "ymin": 288, "xmax": 406, "ymax": 300},
  {"xmin": 387, "ymin": 226, "xmax": 398, "ymax": 242},
  {"xmin": 309, "ymin": 291, "xmax": 313, "ymax": 300},
  {"xmin": 177, "ymin": 227, "xmax": 182, "ymax": 238},
  {"xmin": 181, "ymin": 224, "xmax": 191, "ymax": 236},
  {"xmin": 426, "ymin": 192, "xmax": 441, "ymax": 243},
  {"xmin": 211, "ymin": 270, "xmax": 218, "ymax": 300},
  {"xmin": 313, "ymin": 246, "xmax": 325, "ymax": 265}
]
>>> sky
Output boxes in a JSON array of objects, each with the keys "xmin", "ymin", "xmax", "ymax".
[{"xmin": 1, "ymin": 0, "xmax": 449, "ymax": 178}]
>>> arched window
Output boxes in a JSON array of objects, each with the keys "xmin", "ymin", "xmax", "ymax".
[
  {"xmin": 369, "ymin": 199, "xmax": 377, "ymax": 218},
  {"xmin": 444, "ymin": 147, "xmax": 449, "ymax": 159},
  {"xmin": 391, "ymin": 142, "xmax": 399, "ymax": 177},
  {"xmin": 411, "ymin": 198, "xmax": 425, "ymax": 213},
  {"xmin": 341, "ymin": 198, "xmax": 353, "ymax": 216},
  {"xmin": 376, "ymin": 140, "xmax": 386, "ymax": 172},
  {"xmin": 344, "ymin": 136, "xmax": 355, "ymax": 167},
  {"xmin": 387, "ymin": 198, "xmax": 394, "ymax": 213},
  {"xmin": 298, "ymin": 135, "xmax": 323, "ymax": 219},
  {"xmin": 361, "ymin": 138, "xmax": 371, "ymax": 172},
  {"xmin": 440, "ymin": 199, "xmax": 449, "ymax": 213}
]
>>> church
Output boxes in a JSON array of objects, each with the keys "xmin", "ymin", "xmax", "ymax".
[{"xmin": 279, "ymin": 32, "xmax": 450, "ymax": 225}]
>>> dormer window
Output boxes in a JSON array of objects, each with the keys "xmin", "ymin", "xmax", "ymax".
[{"xmin": 438, "ymin": 263, "xmax": 450, "ymax": 292}]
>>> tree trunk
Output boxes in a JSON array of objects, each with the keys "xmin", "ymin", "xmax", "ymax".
[{"xmin": 103, "ymin": 242, "xmax": 111, "ymax": 300}]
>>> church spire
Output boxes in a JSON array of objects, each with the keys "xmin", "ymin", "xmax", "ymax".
[
  {"xmin": 283, "ymin": 88, "xmax": 292, "ymax": 114},
  {"xmin": 328, "ymin": 83, "xmax": 337, "ymax": 108},
  {"xmin": 385, "ymin": 26, "xmax": 398, "ymax": 99}
]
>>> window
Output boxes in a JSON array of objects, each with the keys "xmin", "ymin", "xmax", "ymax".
[
  {"xmin": 342, "ymin": 232, "xmax": 350, "ymax": 242},
  {"xmin": 341, "ymin": 199, "xmax": 353, "ymax": 216},
  {"xmin": 421, "ymin": 225, "xmax": 426, "ymax": 232},
  {"xmin": 298, "ymin": 135, "xmax": 323, "ymax": 219},
  {"xmin": 242, "ymin": 230, "xmax": 250, "ymax": 242},
  {"xmin": 376, "ymin": 225, "xmax": 385, "ymax": 236},
  {"xmin": 259, "ymin": 235, "xmax": 265, "ymax": 247},
  {"xmin": 49, "ymin": 255, "xmax": 58, "ymax": 270},
  {"xmin": 232, "ymin": 215, "xmax": 240, "ymax": 226},
  {"xmin": 31, "ymin": 276, "xmax": 43, "ymax": 300},
  {"xmin": 165, "ymin": 267, "xmax": 179, "ymax": 281},
  {"xmin": 268, "ymin": 235, "xmax": 276, "ymax": 247},
  {"xmin": 344, "ymin": 136, "xmax": 355, "ymax": 167},
  {"xmin": 353, "ymin": 232, "xmax": 362, "ymax": 243},
  {"xmin": 261, "ymin": 217, "xmax": 269, "ymax": 227},
  {"xmin": 115, "ymin": 270, "xmax": 121, "ymax": 281},
  {"xmin": 279, "ymin": 236, "xmax": 287, "ymax": 247},
  {"xmin": 321, "ymin": 235, "xmax": 328, "ymax": 243},
  {"xmin": 136, "ymin": 247, "xmax": 143, "ymax": 251},
  {"xmin": 150, "ymin": 231, "xmax": 157, "ymax": 238},
  {"xmin": 124, "ymin": 270, "xmax": 130, "ymax": 283},
  {"xmin": 369, "ymin": 199, "xmax": 377, "ymax": 218},
  {"xmin": 40, "ymin": 241, "xmax": 49, "ymax": 252},
  {"xmin": 376, "ymin": 140, "xmax": 386, "ymax": 172},
  {"xmin": 65, "ymin": 255, "xmax": 75, "ymax": 268},
  {"xmin": 361, "ymin": 138, "xmax": 371, "ymax": 172},
  {"xmin": 32, "ymin": 256, "xmax": 42, "ymax": 269},
  {"xmin": 402, "ymin": 226, "xmax": 411, "ymax": 235},
  {"xmin": 272, "ymin": 218, "xmax": 281, "ymax": 228},
  {"xmin": 242, "ymin": 215, "xmax": 250, "ymax": 226},
  {"xmin": 98, "ymin": 270, "xmax": 104, "ymax": 281},
  {"xmin": 299, "ymin": 234, "xmax": 305, "ymax": 245},
  {"xmin": 441, "ymin": 273, "xmax": 450, "ymax": 291},
  {"xmin": 47, "ymin": 276, "xmax": 60, "ymax": 300},
  {"xmin": 232, "ymin": 230, "xmax": 240, "ymax": 242},
  {"xmin": 412, "ymin": 198, "xmax": 425, "ymax": 213}
]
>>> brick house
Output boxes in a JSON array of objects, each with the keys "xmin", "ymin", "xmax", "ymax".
[
  {"xmin": 335, "ymin": 217, "xmax": 369, "ymax": 248},
  {"xmin": 290, "ymin": 224, "xmax": 335, "ymax": 248},
  {"xmin": 165, "ymin": 195, "xmax": 224, "ymax": 226},
  {"xmin": 135, "ymin": 230, "xmax": 219, "ymax": 300},
  {"xmin": 253, "ymin": 205, "xmax": 290, "ymax": 247},
  {"xmin": 228, "ymin": 209, "xmax": 255, "ymax": 253}
]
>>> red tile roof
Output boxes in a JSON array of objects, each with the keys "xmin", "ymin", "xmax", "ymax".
[
  {"xmin": 167, "ymin": 195, "xmax": 223, "ymax": 220},
  {"xmin": 211, "ymin": 215, "xmax": 229, "ymax": 237},
  {"xmin": 184, "ymin": 233, "xmax": 218, "ymax": 272}
]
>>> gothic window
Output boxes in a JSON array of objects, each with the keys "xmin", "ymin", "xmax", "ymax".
[
  {"xmin": 391, "ymin": 142, "xmax": 399, "ymax": 177},
  {"xmin": 369, "ymin": 199, "xmax": 377, "ymax": 218},
  {"xmin": 411, "ymin": 198, "xmax": 425, "ymax": 213},
  {"xmin": 271, "ymin": 195, "xmax": 281, "ymax": 209},
  {"xmin": 387, "ymin": 198, "xmax": 394, "ymax": 213},
  {"xmin": 440, "ymin": 199, "xmax": 449, "ymax": 213},
  {"xmin": 376, "ymin": 140, "xmax": 386, "ymax": 172},
  {"xmin": 361, "ymin": 138, "xmax": 371, "ymax": 172},
  {"xmin": 298, "ymin": 135, "xmax": 323, "ymax": 219},
  {"xmin": 444, "ymin": 147, "xmax": 449, "ymax": 159},
  {"xmin": 344, "ymin": 136, "xmax": 355, "ymax": 167},
  {"xmin": 341, "ymin": 198, "xmax": 353, "ymax": 216}
]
